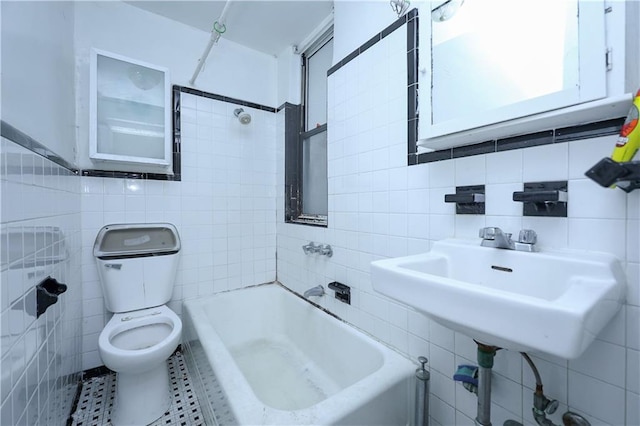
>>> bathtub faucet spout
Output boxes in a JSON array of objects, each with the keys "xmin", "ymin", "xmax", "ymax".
[{"xmin": 303, "ymin": 285, "xmax": 325, "ymax": 298}]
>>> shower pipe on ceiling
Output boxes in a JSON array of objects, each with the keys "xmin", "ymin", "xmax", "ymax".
[{"xmin": 190, "ymin": 0, "xmax": 232, "ymax": 85}]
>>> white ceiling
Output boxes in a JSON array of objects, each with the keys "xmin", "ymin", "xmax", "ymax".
[{"xmin": 124, "ymin": 1, "xmax": 334, "ymax": 56}]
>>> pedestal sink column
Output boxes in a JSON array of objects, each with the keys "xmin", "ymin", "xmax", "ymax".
[{"xmin": 475, "ymin": 343, "xmax": 498, "ymax": 426}]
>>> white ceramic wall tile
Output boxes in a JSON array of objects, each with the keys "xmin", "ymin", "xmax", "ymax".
[
  {"xmin": 2, "ymin": 139, "xmax": 82, "ymax": 425},
  {"xmin": 452, "ymin": 334, "xmax": 477, "ymax": 364},
  {"xmin": 627, "ymin": 263, "xmax": 640, "ymax": 307},
  {"xmin": 429, "ymin": 321, "xmax": 455, "ymax": 352},
  {"xmin": 522, "ymin": 143, "xmax": 569, "ymax": 182},
  {"xmin": 428, "ymin": 160, "xmax": 455, "ymax": 188},
  {"xmin": 407, "ymin": 163, "xmax": 430, "ymax": 189},
  {"xmin": 569, "ymin": 339, "xmax": 626, "ymax": 387},
  {"xmin": 628, "ymin": 305, "xmax": 640, "ymax": 351},
  {"xmin": 407, "ymin": 309, "xmax": 430, "ymax": 339},
  {"xmin": 454, "ymin": 382, "xmax": 479, "ymax": 421},
  {"xmin": 627, "ymin": 349, "xmax": 640, "ymax": 394},
  {"xmin": 429, "ymin": 188, "xmax": 456, "ymax": 215},
  {"xmin": 568, "ymin": 218, "xmax": 626, "ymax": 261},
  {"xmin": 429, "ymin": 395, "xmax": 456, "ymax": 426},
  {"xmin": 429, "ymin": 342, "xmax": 455, "ymax": 376},
  {"xmin": 628, "ymin": 391, "xmax": 640, "ymax": 426},
  {"xmin": 407, "ymin": 214, "xmax": 429, "ymax": 240},
  {"xmin": 407, "ymin": 189, "xmax": 429, "ymax": 214},
  {"xmin": 567, "ymin": 136, "xmax": 617, "ymax": 180},
  {"xmin": 491, "ymin": 375, "xmax": 523, "ymax": 421},
  {"xmin": 454, "ymin": 215, "xmax": 486, "ymax": 239},
  {"xmin": 520, "ymin": 216, "xmax": 568, "ymax": 249},
  {"xmin": 486, "ymin": 150, "xmax": 523, "ymax": 184},
  {"xmin": 455, "ymin": 155, "xmax": 486, "ymax": 186},
  {"xmin": 430, "ymin": 370, "xmax": 456, "ymax": 407},
  {"xmin": 597, "ymin": 306, "xmax": 627, "ymax": 347},
  {"xmin": 568, "ymin": 178, "xmax": 626, "ymax": 219},
  {"xmin": 568, "ymin": 370, "xmax": 625, "ymax": 425},
  {"xmin": 492, "ymin": 349, "xmax": 522, "ymax": 384},
  {"xmin": 485, "ymin": 183, "xmax": 523, "ymax": 216},
  {"xmin": 429, "ymin": 214, "xmax": 456, "ymax": 241}
]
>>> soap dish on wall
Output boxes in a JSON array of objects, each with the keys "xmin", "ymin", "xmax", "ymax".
[
  {"xmin": 513, "ymin": 181, "xmax": 567, "ymax": 217},
  {"xmin": 444, "ymin": 185, "xmax": 485, "ymax": 215}
]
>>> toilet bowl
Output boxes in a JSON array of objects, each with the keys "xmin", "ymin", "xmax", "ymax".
[
  {"xmin": 99, "ymin": 305, "xmax": 182, "ymax": 374},
  {"xmin": 98, "ymin": 305, "xmax": 182, "ymax": 426}
]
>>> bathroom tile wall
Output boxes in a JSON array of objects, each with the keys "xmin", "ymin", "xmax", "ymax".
[
  {"xmin": 276, "ymin": 21, "xmax": 640, "ymax": 426},
  {"xmin": 79, "ymin": 93, "xmax": 277, "ymax": 370},
  {"xmin": 73, "ymin": 1, "xmax": 279, "ymax": 172},
  {"xmin": 0, "ymin": 138, "xmax": 83, "ymax": 425}
]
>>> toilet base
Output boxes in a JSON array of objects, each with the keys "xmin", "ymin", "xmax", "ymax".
[{"xmin": 111, "ymin": 362, "xmax": 171, "ymax": 426}]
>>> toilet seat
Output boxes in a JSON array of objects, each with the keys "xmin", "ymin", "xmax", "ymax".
[{"xmin": 99, "ymin": 304, "xmax": 182, "ymax": 374}]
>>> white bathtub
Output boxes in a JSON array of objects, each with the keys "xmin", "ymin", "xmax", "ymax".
[{"xmin": 182, "ymin": 283, "xmax": 415, "ymax": 425}]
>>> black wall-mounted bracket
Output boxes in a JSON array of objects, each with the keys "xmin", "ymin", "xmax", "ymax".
[
  {"xmin": 585, "ymin": 157, "xmax": 640, "ymax": 192},
  {"xmin": 513, "ymin": 181, "xmax": 568, "ymax": 217},
  {"xmin": 36, "ymin": 276, "xmax": 67, "ymax": 318},
  {"xmin": 328, "ymin": 281, "xmax": 350, "ymax": 305},
  {"xmin": 444, "ymin": 185, "xmax": 485, "ymax": 215}
]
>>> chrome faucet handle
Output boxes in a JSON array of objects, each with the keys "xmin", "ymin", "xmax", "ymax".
[
  {"xmin": 518, "ymin": 229, "xmax": 537, "ymax": 244},
  {"xmin": 478, "ymin": 227, "xmax": 496, "ymax": 240},
  {"xmin": 479, "ymin": 227, "xmax": 498, "ymax": 239},
  {"xmin": 302, "ymin": 242, "xmax": 318, "ymax": 255},
  {"xmin": 320, "ymin": 244, "xmax": 333, "ymax": 257}
]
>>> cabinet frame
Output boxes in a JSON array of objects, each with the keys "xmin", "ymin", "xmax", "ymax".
[
  {"xmin": 89, "ymin": 48, "xmax": 172, "ymax": 167},
  {"xmin": 418, "ymin": 0, "xmax": 609, "ymax": 144}
]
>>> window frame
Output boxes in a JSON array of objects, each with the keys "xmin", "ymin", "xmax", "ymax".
[{"xmin": 285, "ymin": 29, "xmax": 333, "ymax": 227}]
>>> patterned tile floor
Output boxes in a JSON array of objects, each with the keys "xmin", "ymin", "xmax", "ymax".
[{"xmin": 70, "ymin": 352, "xmax": 206, "ymax": 426}]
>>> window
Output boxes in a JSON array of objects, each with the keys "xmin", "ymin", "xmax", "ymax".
[{"xmin": 285, "ymin": 31, "xmax": 333, "ymax": 226}]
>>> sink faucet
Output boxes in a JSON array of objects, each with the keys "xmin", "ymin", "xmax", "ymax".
[
  {"xmin": 479, "ymin": 227, "xmax": 514, "ymax": 249},
  {"xmin": 303, "ymin": 285, "xmax": 324, "ymax": 298},
  {"xmin": 479, "ymin": 227, "xmax": 537, "ymax": 252}
]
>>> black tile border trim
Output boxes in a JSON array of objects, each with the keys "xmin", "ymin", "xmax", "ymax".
[
  {"xmin": 453, "ymin": 141, "xmax": 496, "ymax": 158},
  {"xmin": 176, "ymin": 85, "xmax": 277, "ymax": 113},
  {"xmin": 417, "ymin": 117, "xmax": 625, "ymax": 164},
  {"xmin": 1, "ymin": 120, "xmax": 79, "ymax": 174}
]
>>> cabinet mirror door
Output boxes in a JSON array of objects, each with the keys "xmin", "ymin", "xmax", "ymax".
[
  {"xmin": 90, "ymin": 49, "xmax": 171, "ymax": 166},
  {"xmin": 420, "ymin": 0, "xmax": 606, "ymax": 140}
]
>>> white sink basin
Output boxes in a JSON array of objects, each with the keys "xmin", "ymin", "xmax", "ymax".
[{"xmin": 371, "ymin": 239, "xmax": 625, "ymax": 359}]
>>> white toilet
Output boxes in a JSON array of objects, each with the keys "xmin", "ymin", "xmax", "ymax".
[{"xmin": 94, "ymin": 223, "xmax": 182, "ymax": 426}]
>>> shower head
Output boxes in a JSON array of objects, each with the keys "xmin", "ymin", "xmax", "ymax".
[{"xmin": 234, "ymin": 108, "xmax": 251, "ymax": 125}]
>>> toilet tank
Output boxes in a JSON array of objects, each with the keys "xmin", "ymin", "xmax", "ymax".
[{"xmin": 94, "ymin": 223, "xmax": 181, "ymax": 313}]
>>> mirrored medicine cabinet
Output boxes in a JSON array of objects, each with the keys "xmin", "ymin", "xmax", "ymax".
[
  {"xmin": 89, "ymin": 49, "xmax": 171, "ymax": 167},
  {"xmin": 418, "ymin": 0, "xmax": 633, "ymax": 150}
]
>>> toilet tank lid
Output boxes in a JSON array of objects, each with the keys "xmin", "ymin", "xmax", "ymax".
[{"xmin": 94, "ymin": 223, "xmax": 181, "ymax": 259}]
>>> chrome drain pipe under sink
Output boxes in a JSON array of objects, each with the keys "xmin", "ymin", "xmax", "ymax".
[{"xmin": 475, "ymin": 343, "xmax": 498, "ymax": 426}]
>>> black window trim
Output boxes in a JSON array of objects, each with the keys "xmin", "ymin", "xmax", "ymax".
[{"xmin": 285, "ymin": 31, "xmax": 333, "ymax": 227}]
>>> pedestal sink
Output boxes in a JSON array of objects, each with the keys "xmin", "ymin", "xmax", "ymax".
[{"xmin": 371, "ymin": 238, "xmax": 625, "ymax": 359}]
